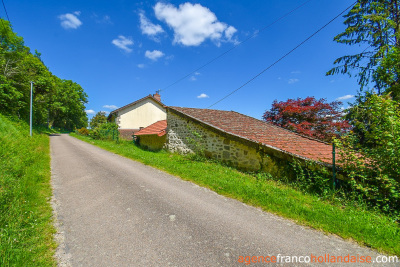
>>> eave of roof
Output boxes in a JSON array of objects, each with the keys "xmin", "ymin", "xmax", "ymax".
[{"xmin": 109, "ymin": 94, "xmax": 166, "ymax": 116}]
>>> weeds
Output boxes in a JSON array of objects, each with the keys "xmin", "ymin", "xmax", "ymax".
[{"xmin": 0, "ymin": 114, "xmax": 56, "ymax": 266}]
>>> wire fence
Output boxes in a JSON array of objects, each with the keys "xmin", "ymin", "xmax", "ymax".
[{"xmin": 96, "ymin": 129, "xmax": 119, "ymax": 143}]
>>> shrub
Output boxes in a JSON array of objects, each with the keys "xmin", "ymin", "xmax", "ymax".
[
  {"xmin": 335, "ymin": 94, "xmax": 400, "ymax": 217},
  {"xmin": 77, "ymin": 127, "xmax": 89, "ymax": 136},
  {"xmin": 91, "ymin": 122, "xmax": 119, "ymax": 140}
]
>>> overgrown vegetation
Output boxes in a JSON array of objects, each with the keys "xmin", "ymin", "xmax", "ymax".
[
  {"xmin": 335, "ymin": 94, "xmax": 400, "ymax": 218},
  {"xmin": 323, "ymin": 0, "xmax": 400, "ymax": 218},
  {"xmin": 0, "ymin": 19, "xmax": 88, "ymax": 130},
  {"xmin": 262, "ymin": 0, "xmax": 400, "ymax": 220},
  {"xmin": 79, "ymin": 111, "xmax": 119, "ymax": 141},
  {"xmin": 71, "ymin": 133, "xmax": 400, "ymax": 255},
  {"xmin": 0, "ymin": 114, "xmax": 56, "ymax": 266}
]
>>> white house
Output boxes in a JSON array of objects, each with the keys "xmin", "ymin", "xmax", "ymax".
[{"xmin": 108, "ymin": 93, "xmax": 166, "ymax": 139}]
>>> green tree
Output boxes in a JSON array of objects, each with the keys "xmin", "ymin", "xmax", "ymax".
[
  {"xmin": 89, "ymin": 111, "xmax": 107, "ymax": 130},
  {"xmin": 327, "ymin": 0, "xmax": 400, "ymax": 99},
  {"xmin": 374, "ymin": 47, "xmax": 400, "ymax": 100},
  {"xmin": 0, "ymin": 19, "xmax": 27, "ymax": 115},
  {"xmin": 335, "ymin": 94, "xmax": 400, "ymax": 215},
  {"xmin": 49, "ymin": 79, "xmax": 88, "ymax": 130},
  {"xmin": 0, "ymin": 18, "xmax": 88, "ymax": 130}
]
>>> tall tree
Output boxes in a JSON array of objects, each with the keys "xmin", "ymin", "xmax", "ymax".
[
  {"xmin": 263, "ymin": 97, "xmax": 350, "ymax": 142},
  {"xmin": 0, "ymin": 18, "xmax": 88, "ymax": 129},
  {"xmin": 327, "ymin": 0, "xmax": 400, "ymax": 99}
]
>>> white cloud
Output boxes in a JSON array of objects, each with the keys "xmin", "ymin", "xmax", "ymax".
[
  {"xmin": 100, "ymin": 110, "xmax": 110, "ymax": 115},
  {"xmin": 190, "ymin": 72, "xmax": 201, "ymax": 81},
  {"xmin": 139, "ymin": 12, "xmax": 164, "ymax": 37},
  {"xmin": 145, "ymin": 50, "xmax": 164, "ymax": 61},
  {"xmin": 288, "ymin": 78, "xmax": 299, "ymax": 84},
  {"xmin": 336, "ymin": 95, "xmax": 355, "ymax": 101},
  {"xmin": 197, "ymin": 93, "xmax": 209, "ymax": 99},
  {"xmin": 225, "ymin": 26, "xmax": 237, "ymax": 39},
  {"xmin": 154, "ymin": 2, "xmax": 237, "ymax": 46},
  {"xmin": 93, "ymin": 14, "xmax": 112, "ymax": 24},
  {"xmin": 103, "ymin": 105, "xmax": 118, "ymax": 110},
  {"xmin": 112, "ymin": 35, "xmax": 134, "ymax": 53},
  {"xmin": 137, "ymin": 64, "xmax": 145, "ymax": 68},
  {"xmin": 85, "ymin": 109, "xmax": 95, "ymax": 115},
  {"xmin": 58, "ymin": 12, "xmax": 82, "ymax": 29}
]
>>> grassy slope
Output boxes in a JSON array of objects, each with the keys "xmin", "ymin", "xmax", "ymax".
[
  {"xmin": 71, "ymin": 133, "xmax": 400, "ymax": 256},
  {"xmin": 0, "ymin": 115, "xmax": 56, "ymax": 266}
]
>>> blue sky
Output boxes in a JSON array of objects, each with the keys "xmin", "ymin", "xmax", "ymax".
[{"xmin": 7, "ymin": 0, "xmax": 363, "ymax": 120}]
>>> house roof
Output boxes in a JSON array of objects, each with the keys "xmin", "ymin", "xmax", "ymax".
[
  {"xmin": 134, "ymin": 120, "xmax": 167, "ymax": 137},
  {"xmin": 109, "ymin": 94, "xmax": 165, "ymax": 116},
  {"xmin": 168, "ymin": 107, "xmax": 333, "ymax": 164}
]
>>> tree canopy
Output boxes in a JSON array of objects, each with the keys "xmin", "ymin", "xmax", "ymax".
[
  {"xmin": 263, "ymin": 97, "xmax": 350, "ymax": 142},
  {"xmin": 327, "ymin": 0, "xmax": 400, "ymax": 99},
  {"xmin": 0, "ymin": 19, "xmax": 88, "ymax": 130},
  {"xmin": 89, "ymin": 111, "xmax": 107, "ymax": 130}
]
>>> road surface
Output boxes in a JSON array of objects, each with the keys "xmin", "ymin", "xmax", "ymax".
[{"xmin": 50, "ymin": 134, "xmax": 388, "ymax": 266}]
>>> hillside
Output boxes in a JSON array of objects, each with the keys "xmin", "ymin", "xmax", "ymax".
[{"xmin": 0, "ymin": 114, "xmax": 56, "ymax": 266}]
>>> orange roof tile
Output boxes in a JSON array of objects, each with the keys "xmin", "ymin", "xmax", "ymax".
[
  {"xmin": 134, "ymin": 120, "xmax": 167, "ymax": 137},
  {"xmin": 169, "ymin": 107, "xmax": 333, "ymax": 164}
]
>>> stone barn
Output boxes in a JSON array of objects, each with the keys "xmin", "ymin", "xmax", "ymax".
[{"xmin": 166, "ymin": 107, "xmax": 333, "ymax": 177}]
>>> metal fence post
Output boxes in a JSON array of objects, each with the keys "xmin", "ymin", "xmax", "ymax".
[{"xmin": 332, "ymin": 142, "xmax": 336, "ymax": 190}]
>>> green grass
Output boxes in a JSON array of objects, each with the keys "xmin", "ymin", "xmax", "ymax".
[
  {"xmin": 0, "ymin": 115, "xmax": 56, "ymax": 266},
  {"xmin": 71, "ymin": 134, "xmax": 400, "ymax": 256}
]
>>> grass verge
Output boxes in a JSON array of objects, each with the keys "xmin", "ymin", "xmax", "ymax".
[
  {"xmin": 0, "ymin": 115, "xmax": 56, "ymax": 266},
  {"xmin": 71, "ymin": 133, "xmax": 400, "ymax": 256}
]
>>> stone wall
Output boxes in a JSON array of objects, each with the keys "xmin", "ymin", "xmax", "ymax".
[
  {"xmin": 138, "ymin": 134, "xmax": 166, "ymax": 151},
  {"xmin": 166, "ymin": 110, "xmax": 296, "ymax": 177}
]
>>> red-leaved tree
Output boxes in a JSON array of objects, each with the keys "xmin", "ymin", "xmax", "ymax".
[{"xmin": 263, "ymin": 97, "xmax": 351, "ymax": 142}]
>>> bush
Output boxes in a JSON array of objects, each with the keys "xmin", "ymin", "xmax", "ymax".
[
  {"xmin": 90, "ymin": 122, "xmax": 119, "ymax": 140},
  {"xmin": 77, "ymin": 127, "xmax": 89, "ymax": 136},
  {"xmin": 335, "ymin": 94, "xmax": 400, "ymax": 218},
  {"xmin": 291, "ymin": 160, "xmax": 333, "ymax": 197}
]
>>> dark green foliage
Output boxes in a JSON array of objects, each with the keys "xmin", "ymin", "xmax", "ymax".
[
  {"xmin": 327, "ymin": 0, "xmax": 400, "ymax": 97},
  {"xmin": 335, "ymin": 94, "xmax": 400, "ymax": 218},
  {"xmin": 327, "ymin": 1, "xmax": 400, "ymax": 218},
  {"xmin": 0, "ymin": 19, "xmax": 88, "ymax": 130},
  {"xmin": 374, "ymin": 47, "xmax": 400, "ymax": 101},
  {"xmin": 290, "ymin": 160, "xmax": 333, "ymax": 196}
]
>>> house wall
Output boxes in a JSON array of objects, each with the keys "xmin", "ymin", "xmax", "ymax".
[
  {"xmin": 117, "ymin": 99, "xmax": 166, "ymax": 129},
  {"xmin": 166, "ymin": 110, "xmax": 295, "ymax": 178},
  {"xmin": 138, "ymin": 135, "xmax": 166, "ymax": 151}
]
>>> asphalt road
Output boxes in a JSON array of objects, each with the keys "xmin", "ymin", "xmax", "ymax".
[{"xmin": 50, "ymin": 134, "xmax": 388, "ymax": 266}]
